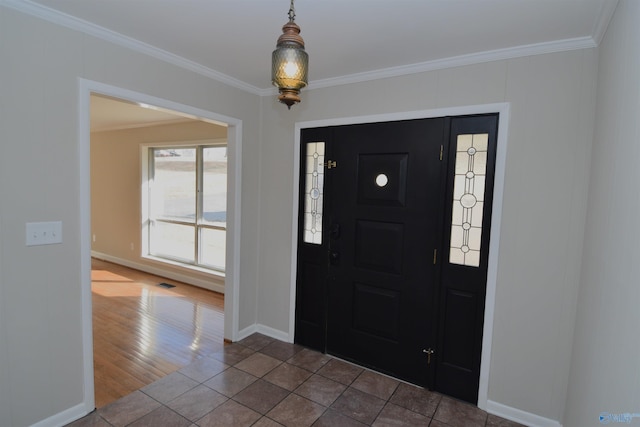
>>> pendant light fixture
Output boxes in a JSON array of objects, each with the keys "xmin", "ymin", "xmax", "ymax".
[{"xmin": 271, "ymin": 0, "xmax": 308, "ymax": 109}]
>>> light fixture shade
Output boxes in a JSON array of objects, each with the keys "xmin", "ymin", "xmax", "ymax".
[
  {"xmin": 272, "ymin": 46, "xmax": 308, "ymax": 90},
  {"xmin": 272, "ymin": 20, "xmax": 308, "ymax": 108}
]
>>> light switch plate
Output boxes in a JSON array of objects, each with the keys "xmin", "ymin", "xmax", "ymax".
[{"xmin": 26, "ymin": 221, "xmax": 63, "ymax": 246}]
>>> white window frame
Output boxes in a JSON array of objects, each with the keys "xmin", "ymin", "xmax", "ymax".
[{"xmin": 141, "ymin": 138, "xmax": 227, "ymax": 275}]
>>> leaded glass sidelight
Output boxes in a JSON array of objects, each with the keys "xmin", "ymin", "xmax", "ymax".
[
  {"xmin": 303, "ymin": 142, "xmax": 325, "ymax": 244},
  {"xmin": 449, "ymin": 133, "xmax": 488, "ymax": 267}
]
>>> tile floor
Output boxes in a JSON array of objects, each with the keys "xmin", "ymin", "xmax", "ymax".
[{"xmin": 67, "ymin": 334, "xmax": 525, "ymax": 427}]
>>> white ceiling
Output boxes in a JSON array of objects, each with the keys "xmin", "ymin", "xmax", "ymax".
[
  {"xmin": 21, "ymin": 0, "xmax": 617, "ymax": 93},
  {"xmin": 90, "ymin": 95, "xmax": 197, "ymax": 132}
]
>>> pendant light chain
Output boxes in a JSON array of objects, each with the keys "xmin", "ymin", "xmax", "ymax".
[{"xmin": 288, "ymin": 0, "xmax": 296, "ymax": 22}]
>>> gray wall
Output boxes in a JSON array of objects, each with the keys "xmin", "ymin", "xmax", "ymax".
[
  {"xmin": 0, "ymin": 8, "xmax": 261, "ymax": 426},
  {"xmin": 564, "ymin": 1, "xmax": 640, "ymax": 425},
  {"xmin": 257, "ymin": 51, "xmax": 597, "ymax": 423}
]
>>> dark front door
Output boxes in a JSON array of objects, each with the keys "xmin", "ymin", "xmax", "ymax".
[
  {"xmin": 326, "ymin": 118, "xmax": 445, "ymax": 386},
  {"xmin": 295, "ymin": 114, "xmax": 498, "ymax": 403}
]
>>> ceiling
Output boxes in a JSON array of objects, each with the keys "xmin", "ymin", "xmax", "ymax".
[
  {"xmin": 90, "ymin": 95, "xmax": 199, "ymax": 132},
  {"xmin": 23, "ymin": 0, "xmax": 617, "ymax": 94},
  {"xmin": 13, "ymin": 0, "xmax": 616, "ymax": 130}
]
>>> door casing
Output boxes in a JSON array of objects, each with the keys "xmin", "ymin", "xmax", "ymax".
[
  {"xmin": 289, "ymin": 103, "xmax": 510, "ymax": 410},
  {"xmin": 78, "ymin": 79, "xmax": 244, "ymax": 415}
]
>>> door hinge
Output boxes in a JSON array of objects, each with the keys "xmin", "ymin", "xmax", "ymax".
[
  {"xmin": 433, "ymin": 249, "xmax": 437, "ymax": 264},
  {"xmin": 439, "ymin": 145, "xmax": 443, "ymax": 161},
  {"xmin": 423, "ymin": 348, "xmax": 435, "ymax": 364},
  {"xmin": 324, "ymin": 160, "xmax": 337, "ymax": 169}
]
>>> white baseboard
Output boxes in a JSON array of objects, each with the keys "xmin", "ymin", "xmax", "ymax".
[
  {"xmin": 254, "ymin": 324, "xmax": 291, "ymax": 342},
  {"xmin": 237, "ymin": 324, "xmax": 258, "ymax": 341},
  {"xmin": 237, "ymin": 324, "xmax": 291, "ymax": 343},
  {"xmin": 91, "ymin": 251, "xmax": 225, "ymax": 294},
  {"xmin": 30, "ymin": 402, "xmax": 93, "ymax": 427},
  {"xmin": 486, "ymin": 400, "xmax": 563, "ymax": 427}
]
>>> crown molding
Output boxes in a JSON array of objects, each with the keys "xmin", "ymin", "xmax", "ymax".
[
  {"xmin": 258, "ymin": 35, "xmax": 598, "ymax": 96},
  {"xmin": 1, "ymin": 0, "xmax": 263, "ymax": 95},
  {"xmin": 304, "ymin": 36, "xmax": 597, "ymax": 92},
  {"xmin": 5, "ymin": 0, "xmax": 612, "ymax": 98},
  {"xmin": 592, "ymin": 0, "xmax": 618, "ymax": 45}
]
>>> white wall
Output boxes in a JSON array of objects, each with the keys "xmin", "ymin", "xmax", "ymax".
[
  {"xmin": 564, "ymin": 2, "xmax": 640, "ymax": 426},
  {"xmin": 257, "ymin": 50, "xmax": 598, "ymax": 423},
  {"xmin": 0, "ymin": 8, "xmax": 261, "ymax": 426}
]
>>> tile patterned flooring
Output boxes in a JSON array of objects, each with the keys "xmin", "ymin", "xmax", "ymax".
[{"xmin": 68, "ymin": 334, "xmax": 525, "ymax": 427}]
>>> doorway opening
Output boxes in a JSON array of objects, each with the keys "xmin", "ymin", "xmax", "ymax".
[
  {"xmin": 78, "ymin": 79, "xmax": 243, "ymax": 410},
  {"xmin": 89, "ymin": 94, "xmax": 229, "ymax": 406}
]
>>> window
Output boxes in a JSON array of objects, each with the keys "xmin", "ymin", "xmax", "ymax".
[
  {"xmin": 302, "ymin": 142, "xmax": 325, "ymax": 244},
  {"xmin": 449, "ymin": 133, "xmax": 488, "ymax": 267},
  {"xmin": 146, "ymin": 144, "xmax": 227, "ymax": 272}
]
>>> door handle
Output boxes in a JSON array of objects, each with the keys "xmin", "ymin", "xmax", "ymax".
[{"xmin": 330, "ymin": 223, "xmax": 341, "ymax": 240}]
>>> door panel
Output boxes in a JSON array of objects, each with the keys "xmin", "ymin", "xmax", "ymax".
[
  {"xmin": 352, "ymin": 282, "xmax": 400, "ymax": 340},
  {"xmin": 441, "ymin": 288, "xmax": 477, "ymax": 370},
  {"xmin": 326, "ymin": 118, "xmax": 445, "ymax": 386},
  {"xmin": 356, "ymin": 153, "xmax": 408, "ymax": 206},
  {"xmin": 355, "ymin": 220, "xmax": 404, "ymax": 274}
]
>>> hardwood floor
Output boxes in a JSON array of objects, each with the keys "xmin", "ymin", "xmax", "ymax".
[{"xmin": 91, "ymin": 258, "xmax": 225, "ymax": 408}]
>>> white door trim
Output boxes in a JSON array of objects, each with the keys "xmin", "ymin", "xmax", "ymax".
[
  {"xmin": 289, "ymin": 103, "xmax": 510, "ymax": 410},
  {"xmin": 77, "ymin": 78, "xmax": 243, "ymax": 411}
]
